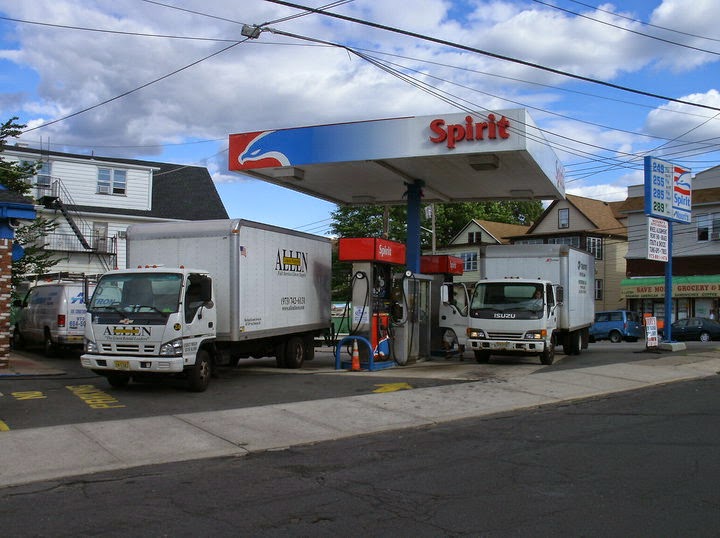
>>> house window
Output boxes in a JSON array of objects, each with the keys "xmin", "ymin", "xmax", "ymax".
[
  {"xmin": 586, "ymin": 236, "xmax": 603, "ymax": 260},
  {"xmin": 459, "ymin": 251, "xmax": 478, "ymax": 272},
  {"xmin": 699, "ymin": 213, "xmax": 720, "ymax": 241},
  {"xmin": 35, "ymin": 161, "xmax": 52, "ymax": 188},
  {"xmin": 467, "ymin": 232, "xmax": 482, "ymax": 244},
  {"xmin": 515, "ymin": 238, "xmax": 543, "ymax": 244},
  {"xmin": 595, "ymin": 279, "xmax": 603, "ymax": 301},
  {"xmin": 548, "ymin": 236, "xmax": 580, "ymax": 248},
  {"xmin": 558, "ymin": 208, "xmax": 569, "ymax": 229},
  {"xmin": 697, "ymin": 214, "xmax": 710, "ymax": 241},
  {"xmin": 98, "ymin": 168, "xmax": 127, "ymax": 195}
]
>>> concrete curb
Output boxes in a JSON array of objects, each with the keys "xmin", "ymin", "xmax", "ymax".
[{"xmin": 0, "ymin": 352, "xmax": 718, "ymax": 488}]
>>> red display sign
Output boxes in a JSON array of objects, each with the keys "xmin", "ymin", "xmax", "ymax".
[
  {"xmin": 429, "ymin": 114, "xmax": 510, "ymax": 149},
  {"xmin": 338, "ymin": 238, "xmax": 406, "ymax": 265},
  {"xmin": 420, "ymin": 255, "xmax": 464, "ymax": 275}
]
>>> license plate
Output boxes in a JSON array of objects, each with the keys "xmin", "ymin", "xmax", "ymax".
[{"xmin": 114, "ymin": 360, "xmax": 130, "ymax": 370}]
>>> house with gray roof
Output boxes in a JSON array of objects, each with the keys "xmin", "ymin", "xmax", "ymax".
[{"xmin": 4, "ymin": 146, "xmax": 228, "ymax": 275}]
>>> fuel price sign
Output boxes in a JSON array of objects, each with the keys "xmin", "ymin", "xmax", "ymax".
[{"xmin": 644, "ymin": 156, "xmax": 691, "ymax": 223}]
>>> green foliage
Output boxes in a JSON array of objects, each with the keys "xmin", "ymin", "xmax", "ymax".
[
  {"xmin": 330, "ymin": 200, "xmax": 544, "ymax": 248},
  {"xmin": 0, "ymin": 117, "xmax": 60, "ymax": 296}
]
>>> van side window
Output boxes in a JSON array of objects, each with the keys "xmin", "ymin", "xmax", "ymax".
[{"xmin": 609, "ymin": 312, "xmax": 623, "ymax": 322}]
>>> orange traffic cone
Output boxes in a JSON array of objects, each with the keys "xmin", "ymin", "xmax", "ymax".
[{"xmin": 351, "ymin": 339, "xmax": 361, "ymax": 371}]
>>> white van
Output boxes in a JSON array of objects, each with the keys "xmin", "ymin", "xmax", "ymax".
[{"xmin": 13, "ymin": 281, "xmax": 93, "ymax": 356}]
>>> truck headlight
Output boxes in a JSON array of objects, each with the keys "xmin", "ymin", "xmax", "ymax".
[
  {"xmin": 523, "ymin": 330, "xmax": 547, "ymax": 340},
  {"xmin": 159, "ymin": 338, "xmax": 184, "ymax": 357},
  {"xmin": 467, "ymin": 327, "xmax": 486, "ymax": 339},
  {"xmin": 85, "ymin": 339, "xmax": 98, "ymax": 353}
]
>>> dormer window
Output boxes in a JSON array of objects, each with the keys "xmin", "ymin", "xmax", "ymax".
[{"xmin": 98, "ymin": 167, "xmax": 127, "ymax": 195}]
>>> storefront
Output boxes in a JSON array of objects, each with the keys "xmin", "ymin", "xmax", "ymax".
[{"xmin": 620, "ymin": 275, "xmax": 720, "ymax": 322}]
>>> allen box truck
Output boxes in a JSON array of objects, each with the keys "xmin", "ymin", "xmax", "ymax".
[
  {"xmin": 81, "ymin": 219, "xmax": 331, "ymax": 391},
  {"xmin": 465, "ymin": 244, "xmax": 594, "ymax": 365}
]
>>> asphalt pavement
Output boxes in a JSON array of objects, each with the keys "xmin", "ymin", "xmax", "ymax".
[{"xmin": 0, "ymin": 342, "xmax": 719, "ymax": 488}]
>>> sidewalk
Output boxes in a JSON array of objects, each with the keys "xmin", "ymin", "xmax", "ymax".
[
  {"xmin": 0, "ymin": 351, "xmax": 65, "ymax": 377},
  {"xmin": 0, "ymin": 347, "xmax": 718, "ymax": 488}
]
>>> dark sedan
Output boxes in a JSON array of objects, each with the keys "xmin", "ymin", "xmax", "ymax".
[{"xmin": 670, "ymin": 317, "xmax": 720, "ymax": 342}]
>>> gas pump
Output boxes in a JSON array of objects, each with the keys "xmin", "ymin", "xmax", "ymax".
[
  {"xmin": 420, "ymin": 255, "xmax": 467, "ymax": 358},
  {"xmin": 337, "ymin": 238, "xmax": 406, "ymax": 369}
]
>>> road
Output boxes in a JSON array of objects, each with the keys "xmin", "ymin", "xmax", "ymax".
[
  {"xmin": 0, "ymin": 341, "xmax": 714, "ymax": 431},
  {"xmin": 1, "ymin": 374, "xmax": 718, "ymax": 536}
]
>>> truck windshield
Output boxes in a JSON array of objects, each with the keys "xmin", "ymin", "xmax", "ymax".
[
  {"xmin": 89, "ymin": 273, "xmax": 182, "ymax": 314},
  {"xmin": 470, "ymin": 282, "xmax": 545, "ymax": 320}
]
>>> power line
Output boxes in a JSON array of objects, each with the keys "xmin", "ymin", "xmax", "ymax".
[
  {"xmin": 532, "ymin": 0, "xmax": 720, "ymax": 56},
  {"xmin": 265, "ymin": 0, "xmax": 720, "ymax": 113}
]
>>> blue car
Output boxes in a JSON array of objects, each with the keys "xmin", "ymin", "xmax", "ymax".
[{"xmin": 589, "ymin": 310, "xmax": 643, "ymax": 343}]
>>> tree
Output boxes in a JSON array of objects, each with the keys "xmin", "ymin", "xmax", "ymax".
[
  {"xmin": 330, "ymin": 200, "xmax": 544, "ymax": 247},
  {"xmin": 0, "ymin": 117, "xmax": 59, "ymax": 297}
]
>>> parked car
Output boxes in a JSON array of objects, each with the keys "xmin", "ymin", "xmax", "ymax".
[
  {"xmin": 670, "ymin": 317, "xmax": 720, "ymax": 342},
  {"xmin": 589, "ymin": 310, "xmax": 643, "ymax": 343}
]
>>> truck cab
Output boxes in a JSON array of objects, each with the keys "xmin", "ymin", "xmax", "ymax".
[
  {"xmin": 81, "ymin": 267, "xmax": 216, "ymax": 391},
  {"xmin": 466, "ymin": 279, "xmax": 561, "ymax": 365}
]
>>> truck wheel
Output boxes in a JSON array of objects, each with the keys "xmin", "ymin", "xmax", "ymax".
[
  {"xmin": 284, "ymin": 336, "xmax": 305, "ymax": 369},
  {"xmin": 540, "ymin": 339, "xmax": 555, "ymax": 365},
  {"xmin": 43, "ymin": 329, "xmax": 56, "ymax": 358},
  {"xmin": 303, "ymin": 336, "xmax": 316, "ymax": 361},
  {"xmin": 563, "ymin": 331, "xmax": 582, "ymax": 356},
  {"xmin": 12, "ymin": 327, "xmax": 24, "ymax": 350},
  {"xmin": 275, "ymin": 341, "xmax": 287, "ymax": 368},
  {"xmin": 609, "ymin": 330, "xmax": 622, "ymax": 343},
  {"xmin": 187, "ymin": 350, "xmax": 211, "ymax": 392},
  {"xmin": 474, "ymin": 350, "xmax": 491, "ymax": 363},
  {"xmin": 106, "ymin": 373, "xmax": 130, "ymax": 388}
]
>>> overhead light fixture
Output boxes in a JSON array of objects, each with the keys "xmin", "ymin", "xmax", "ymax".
[
  {"xmin": 510, "ymin": 189, "xmax": 534, "ymax": 199},
  {"xmin": 270, "ymin": 167, "xmax": 305, "ymax": 181},
  {"xmin": 468, "ymin": 154, "xmax": 499, "ymax": 171}
]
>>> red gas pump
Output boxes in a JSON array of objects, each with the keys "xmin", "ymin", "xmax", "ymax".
[{"xmin": 335, "ymin": 238, "xmax": 405, "ymax": 370}]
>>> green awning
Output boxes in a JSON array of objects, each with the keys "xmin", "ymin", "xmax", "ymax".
[{"xmin": 620, "ymin": 275, "xmax": 720, "ymax": 298}]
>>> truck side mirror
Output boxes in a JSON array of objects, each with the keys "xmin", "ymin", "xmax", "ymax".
[
  {"xmin": 556, "ymin": 286, "xmax": 564, "ymax": 305},
  {"xmin": 440, "ymin": 284, "xmax": 449, "ymax": 304}
]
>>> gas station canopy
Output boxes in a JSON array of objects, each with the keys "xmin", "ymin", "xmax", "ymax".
[{"xmin": 228, "ymin": 109, "xmax": 565, "ymax": 205}]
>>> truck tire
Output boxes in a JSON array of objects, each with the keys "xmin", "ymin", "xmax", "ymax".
[
  {"xmin": 539, "ymin": 339, "xmax": 555, "ymax": 365},
  {"xmin": 43, "ymin": 329, "xmax": 56, "ymax": 358},
  {"xmin": 187, "ymin": 349, "xmax": 211, "ymax": 392},
  {"xmin": 284, "ymin": 336, "xmax": 305, "ymax": 369},
  {"xmin": 275, "ymin": 341, "xmax": 287, "ymax": 368},
  {"xmin": 106, "ymin": 373, "xmax": 130, "ymax": 388},
  {"xmin": 474, "ymin": 350, "xmax": 491, "ymax": 363},
  {"xmin": 12, "ymin": 327, "xmax": 24, "ymax": 350},
  {"xmin": 563, "ymin": 330, "xmax": 582, "ymax": 356},
  {"xmin": 303, "ymin": 335, "xmax": 315, "ymax": 361},
  {"xmin": 609, "ymin": 330, "xmax": 622, "ymax": 343}
]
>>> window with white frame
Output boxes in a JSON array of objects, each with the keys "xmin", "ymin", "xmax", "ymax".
[
  {"xmin": 97, "ymin": 167, "xmax": 127, "ymax": 195},
  {"xmin": 35, "ymin": 161, "xmax": 51, "ymax": 188},
  {"xmin": 697, "ymin": 213, "xmax": 720, "ymax": 241},
  {"xmin": 558, "ymin": 208, "xmax": 569, "ymax": 229},
  {"xmin": 595, "ymin": 279, "xmax": 603, "ymax": 300},
  {"xmin": 586, "ymin": 236, "xmax": 603, "ymax": 260},
  {"xmin": 515, "ymin": 238, "xmax": 544, "ymax": 244},
  {"xmin": 458, "ymin": 251, "xmax": 478, "ymax": 272},
  {"xmin": 467, "ymin": 231, "xmax": 482, "ymax": 244}
]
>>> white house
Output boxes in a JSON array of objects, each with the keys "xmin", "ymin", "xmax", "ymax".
[{"xmin": 5, "ymin": 146, "xmax": 228, "ymax": 276}]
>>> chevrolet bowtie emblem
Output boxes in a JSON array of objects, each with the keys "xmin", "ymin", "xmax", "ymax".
[{"xmin": 119, "ymin": 318, "xmax": 134, "ymax": 325}]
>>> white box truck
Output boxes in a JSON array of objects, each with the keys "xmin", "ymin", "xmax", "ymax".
[
  {"xmin": 80, "ymin": 219, "xmax": 331, "ymax": 391},
  {"xmin": 465, "ymin": 244, "xmax": 594, "ymax": 365}
]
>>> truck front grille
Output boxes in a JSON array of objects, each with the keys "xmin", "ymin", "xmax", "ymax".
[
  {"xmin": 487, "ymin": 331, "xmax": 525, "ymax": 340},
  {"xmin": 100, "ymin": 343, "xmax": 158, "ymax": 354}
]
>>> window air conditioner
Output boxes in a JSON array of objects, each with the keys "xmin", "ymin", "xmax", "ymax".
[
  {"xmin": 98, "ymin": 185, "xmax": 110, "ymax": 194},
  {"xmin": 710, "ymin": 231, "xmax": 720, "ymax": 241}
]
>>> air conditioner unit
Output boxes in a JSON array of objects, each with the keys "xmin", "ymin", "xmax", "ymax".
[
  {"xmin": 710, "ymin": 231, "xmax": 720, "ymax": 241},
  {"xmin": 98, "ymin": 185, "xmax": 110, "ymax": 194}
]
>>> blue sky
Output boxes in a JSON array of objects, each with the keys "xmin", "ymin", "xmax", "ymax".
[{"xmin": 1, "ymin": 0, "xmax": 719, "ymax": 235}]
